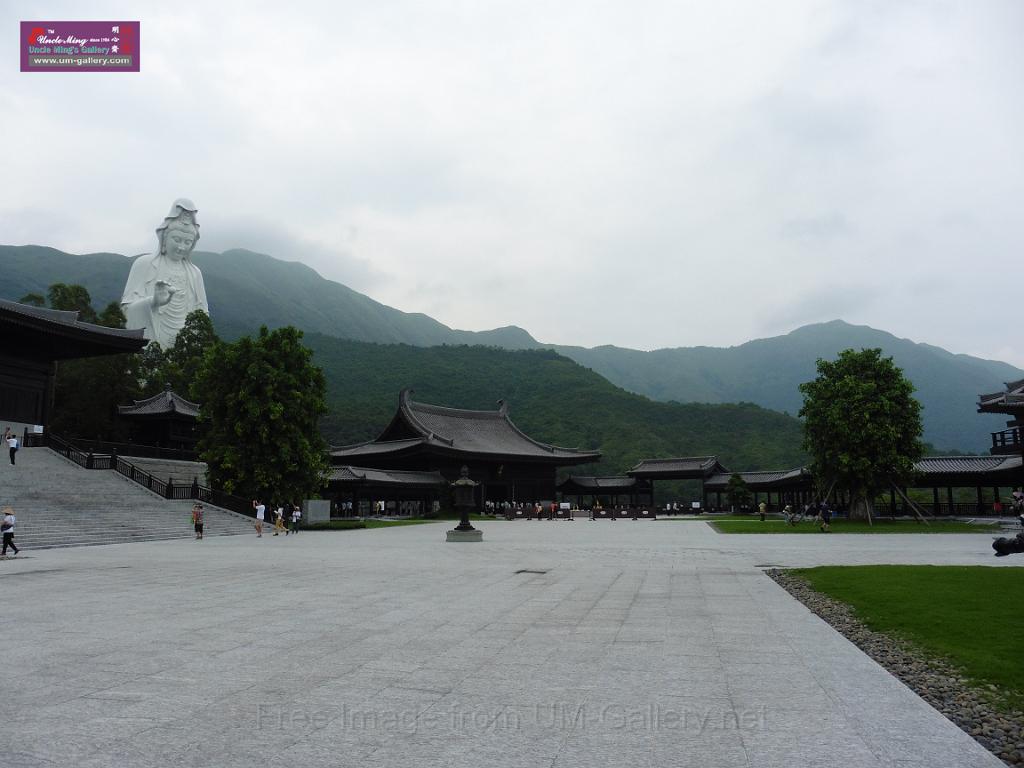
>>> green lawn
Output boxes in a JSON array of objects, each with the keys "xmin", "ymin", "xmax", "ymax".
[
  {"xmin": 660, "ymin": 515, "xmax": 773, "ymax": 522},
  {"xmin": 710, "ymin": 519, "xmax": 999, "ymax": 534},
  {"xmin": 794, "ymin": 565, "xmax": 1024, "ymax": 710}
]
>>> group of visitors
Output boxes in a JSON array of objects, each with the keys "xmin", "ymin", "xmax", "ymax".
[
  {"xmin": 251, "ymin": 499, "xmax": 301, "ymax": 538},
  {"xmin": 781, "ymin": 500, "xmax": 833, "ymax": 531}
]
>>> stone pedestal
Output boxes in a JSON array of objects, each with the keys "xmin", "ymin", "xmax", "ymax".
[{"xmin": 446, "ymin": 528, "xmax": 483, "ymax": 542}]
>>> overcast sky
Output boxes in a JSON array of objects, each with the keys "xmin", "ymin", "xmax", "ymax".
[{"xmin": 2, "ymin": 1, "xmax": 1022, "ymax": 365}]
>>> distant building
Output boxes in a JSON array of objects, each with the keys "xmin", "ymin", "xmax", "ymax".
[
  {"xmin": 118, "ymin": 386, "xmax": 200, "ymax": 451},
  {"xmin": 329, "ymin": 389, "xmax": 600, "ymax": 514}
]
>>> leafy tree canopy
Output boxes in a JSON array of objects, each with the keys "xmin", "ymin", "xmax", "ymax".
[
  {"xmin": 140, "ymin": 310, "xmax": 219, "ymax": 399},
  {"xmin": 725, "ymin": 473, "xmax": 751, "ymax": 510},
  {"xmin": 798, "ymin": 348, "xmax": 924, "ymax": 520},
  {"xmin": 194, "ymin": 325, "xmax": 328, "ymax": 503}
]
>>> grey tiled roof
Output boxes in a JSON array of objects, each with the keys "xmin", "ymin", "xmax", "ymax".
[
  {"xmin": 331, "ymin": 438, "xmax": 423, "ymax": 458},
  {"xmin": 704, "ymin": 456, "xmax": 1023, "ymax": 490},
  {"xmin": 403, "ymin": 393, "xmax": 599, "ymax": 460},
  {"xmin": 332, "ymin": 390, "xmax": 600, "ymax": 464},
  {"xmin": 978, "ymin": 378, "xmax": 1024, "ymax": 411},
  {"xmin": 328, "ymin": 466, "xmax": 445, "ymax": 487},
  {"xmin": 1, "ymin": 297, "xmax": 147, "ymax": 348},
  {"xmin": 628, "ymin": 456, "xmax": 728, "ymax": 478},
  {"xmin": 558, "ymin": 476, "xmax": 638, "ymax": 491},
  {"xmin": 915, "ymin": 455, "xmax": 1022, "ymax": 475},
  {"xmin": 704, "ymin": 468, "xmax": 809, "ymax": 490},
  {"xmin": 119, "ymin": 389, "xmax": 200, "ymax": 418}
]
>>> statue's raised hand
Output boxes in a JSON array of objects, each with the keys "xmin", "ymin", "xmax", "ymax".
[{"xmin": 152, "ymin": 280, "xmax": 177, "ymax": 308}]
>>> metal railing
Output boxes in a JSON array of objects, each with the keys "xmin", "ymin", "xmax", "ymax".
[
  {"xmin": 67, "ymin": 438, "xmax": 198, "ymax": 462},
  {"xmin": 28, "ymin": 431, "xmax": 256, "ymax": 518},
  {"xmin": 991, "ymin": 427, "xmax": 1022, "ymax": 453}
]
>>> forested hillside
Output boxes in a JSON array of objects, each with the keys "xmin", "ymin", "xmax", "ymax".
[{"xmin": 306, "ymin": 335, "xmax": 807, "ymax": 476}]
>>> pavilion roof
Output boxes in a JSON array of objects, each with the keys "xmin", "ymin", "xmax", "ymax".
[
  {"xmin": 0, "ymin": 297, "xmax": 147, "ymax": 360},
  {"xmin": 328, "ymin": 466, "xmax": 445, "ymax": 488},
  {"xmin": 558, "ymin": 475, "xmax": 639, "ymax": 491},
  {"xmin": 331, "ymin": 389, "xmax": 600, "ymax": 465},
  {"xmin": 704, "ymin": 468, "xmax": 810, "ymax": 491},
  {"xmin": 704, "ymin": 456, "xmax": 1023, "ymax": 491},
  {"xmin": 118, "ymin": 388, "xmax": 200, "ymax": 418},
  {"xmin": 978, "ymin": 378, "xmax": 1024, "ymax": 414},
  {"xmin": 627, "ymin": 456, "xmax": 728, "ymax": 479},
  {"xmin": 915, "ymin": 455, "xmax": 1022, "ymax": 475}
]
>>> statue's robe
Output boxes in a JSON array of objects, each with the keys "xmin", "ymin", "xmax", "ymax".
[{"xmin": 121, "ymin": 253, "xmax": 208, "ymax": 350}]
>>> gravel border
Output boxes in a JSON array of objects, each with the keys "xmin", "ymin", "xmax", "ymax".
[{"xmin": 767, "ymin": 568, "xmax": 1024, "ymax": 766}]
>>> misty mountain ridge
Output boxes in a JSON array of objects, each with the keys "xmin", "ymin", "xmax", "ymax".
[{"xmin": 2, "ymin": 244, "xmax": 1019, "ymax": 452}]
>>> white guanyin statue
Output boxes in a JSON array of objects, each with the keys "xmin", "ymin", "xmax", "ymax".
[{"xmin": 121, "ymin": 198, "xmax": 209, "ymax": 349}]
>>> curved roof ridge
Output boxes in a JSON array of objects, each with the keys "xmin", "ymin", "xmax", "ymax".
[
  {"xmin": 330, "ymin": 436, "xmax": 424, "ymax": 453},
  {"xmin": 399, "ymin": 389, "xmax": 455, "ymax": 446}
]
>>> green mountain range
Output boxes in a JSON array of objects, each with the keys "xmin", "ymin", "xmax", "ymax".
[
  {"xmin": 2, "ymin": 244, "xmax": 1018, "ymax": 452},
  {"xmin": 306, "ymin": 336, "xmax": 806, "ymax": 477}
]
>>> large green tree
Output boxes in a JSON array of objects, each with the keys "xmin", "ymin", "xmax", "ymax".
[
  {"xmin": 139, "ymin": 310, "xmax": 219, "ymax": 399},
  {"xmin": 194, "ymin": 325, "xmax": 329, "ymax": 503},
  {"xmin": 799, "ymin": 348, "xmax": 924, "ymax": 521}
]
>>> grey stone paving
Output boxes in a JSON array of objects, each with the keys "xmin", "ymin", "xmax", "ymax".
[{"xmin": 0, "ymin": 518, "xmax": 1013, "ymax": 767}]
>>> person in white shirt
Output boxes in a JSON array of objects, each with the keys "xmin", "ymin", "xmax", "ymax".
[
  {"xmin": 252, "ymin": 499, "xmax": 265, "ymax": 537},
  {"xmin": 7, "ymin": 434, "xmax": 18, "ymax": 465},
  {"xmin": 290, "ymin": 504, "xmax": 301, "ymax": 535},
  {"xmin": 1, "ymin": 506, "xmax": 18, "ymax": 556}
]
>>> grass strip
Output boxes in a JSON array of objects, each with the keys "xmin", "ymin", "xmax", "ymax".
[{"xmin": 793, "ymin": 565, "xmax": 1024, "ymax": 710}]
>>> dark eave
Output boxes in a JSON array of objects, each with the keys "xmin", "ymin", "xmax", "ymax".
[
  {"xmin": 627, "ymin": 456, "xmax": 729, "ymax": 480},
  {"xmin": 0, "ymin": 297, "xmax": 147, "ymax": 360}
]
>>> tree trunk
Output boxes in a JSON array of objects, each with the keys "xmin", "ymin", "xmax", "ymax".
[{"xmin": 849, "ymin": 495, "xmax": 873, "ymax": 524}]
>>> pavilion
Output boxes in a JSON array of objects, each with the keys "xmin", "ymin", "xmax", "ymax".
[
  {"xmin": 626, "ymin": 456, "xmax": 729, "ymax": 509},
  {"xmin": 328, "ymin": 389, "xmax": 600, "ymax": 514},
  {"xmin": 118, "ymin": 386, "xmax": 200, "ymax": 451},
  {"xmin": 557, "ymin": 475, "xmax": 654, "ymax": 509},
  {"xmin": 0, "ymin": 297, "xmax": 147, "ymax": 429}
]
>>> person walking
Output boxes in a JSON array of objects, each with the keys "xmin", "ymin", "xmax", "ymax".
[
  {"xmin": 191, "ymin": 503, "xmax": 204, "ymax": 540},
  {"xmin": 818, "ymin": 502, "xmax": 832, "ymax": 533},
  {"xmin": 1, "ymin": 506, "xmax": 18, "ymax": 557},
  {"xmin": 7, "ymin": 433, "xmax": 18, "ymax": 466},
  {"xmin": 273, "ymin": 505, "xmax": 285, "ymax": 536},
  {"xmin": 253, "ymin": 499, "xmax": 265, "ymax": 537},
  {"xmin": 289, "ymin": 503, "xmax": 301, "ymax": 534}
]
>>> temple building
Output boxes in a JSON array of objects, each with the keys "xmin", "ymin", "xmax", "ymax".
[
  {"xmin": 0, "ymin": 298, "xmax": 147, "ymax": 430},
  {"xmin": 328, "ymin": 389, "xmax": 600, "ymax": 514},
  {"xmin": 118, "ymin": 386, "xmax": 200, "ymax": 451}
]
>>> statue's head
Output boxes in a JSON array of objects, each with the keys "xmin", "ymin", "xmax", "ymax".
[{"xmin": 156, "ymin": 198, "xmax": 200, "ymax": 262}]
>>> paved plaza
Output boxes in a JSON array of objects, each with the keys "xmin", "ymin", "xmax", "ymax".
[{"xmin": 0, "ymin": 519, "xmax": 1013, "ymax": 767}]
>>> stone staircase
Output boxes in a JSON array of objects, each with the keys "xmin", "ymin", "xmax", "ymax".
[
  {"xmin": 0, "ymin": 448, "xmax": 254, "ymax": 549},
  {"xmin": 119, "ymin": 456, "xmax": 209, "ymax": 485}
]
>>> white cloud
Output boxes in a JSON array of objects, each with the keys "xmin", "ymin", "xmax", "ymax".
[{"xmin": 1, "ymin": 0, "xmax": 1021, "ymax": 367}]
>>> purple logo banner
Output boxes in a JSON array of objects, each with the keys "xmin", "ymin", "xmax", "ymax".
[{"xmin": 21, "ymin": 21, "xmax": 140, "ymax": 72}]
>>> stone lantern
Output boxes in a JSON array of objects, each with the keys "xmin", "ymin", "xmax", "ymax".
[{"xmin": 446, "ymin": 465, "xmax": 483, "ymax": 542}]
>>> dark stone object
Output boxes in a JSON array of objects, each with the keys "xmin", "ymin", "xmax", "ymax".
[{"xmin": 992, "ymin": 532, "xmax": 1024, "ymax": 557}]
